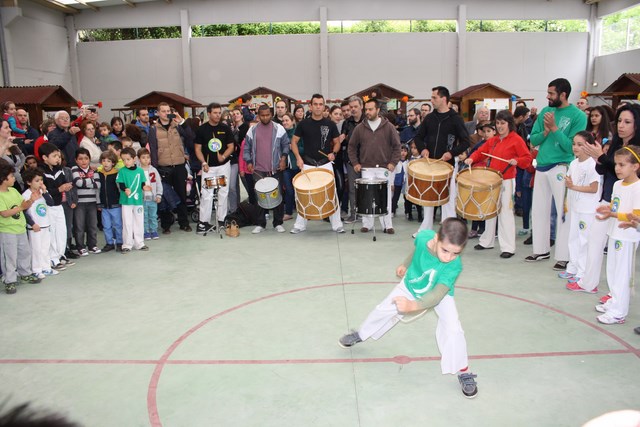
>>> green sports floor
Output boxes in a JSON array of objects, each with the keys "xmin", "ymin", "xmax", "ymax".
[{"xmin": 1, "ymin": 209, "xmax": 638, "ymax": 427}]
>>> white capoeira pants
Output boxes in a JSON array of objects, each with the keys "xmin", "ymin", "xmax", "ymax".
[
  {"xmin": 418, "ymin": 160, "xmax": 458, "ymax": 232},
  {"xmin": 122, "ymin": 205, "xmax": 145, "ymax": 250},
  {"xmin": 29, "ymin": 227, "xmax": 51, "ymax": 274},
  {"xmin": 531, "ymin": 165, "xmax": 569, "ymax": 261},
  {"xmin": 293, "ymin": 163, "xmax": 344, "ymax": 231},
  {"xmin": 200, "ymin": 162, "xmax": 230, "ymax": 224},
  {"xmin": 48, "ymin": 205, "xmax": 67, "ymax": 265},
  {"xmin": 566, "ymin": 210, "xmax": 596, "ymax": 279},
  {"xmin": 361, "ymin": 167, "xmax": 393, "ymax": 231},
  {"xmin": 576, "ymin": 202, "xmax": 610, "ymax": 292},
  {"xmin": 479, "ymin": 178, "xmax": 516, "ymax": 254},
  {"xmin": 605, "ymin": 237, "xmax": 637, "ymax": 318},
  {"xmin": 357, "ymin": 280, "xmax": 469, "ymax": 375}
]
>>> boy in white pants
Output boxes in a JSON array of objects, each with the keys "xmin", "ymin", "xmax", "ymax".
[
  {"xmin": 22, "ymin": 169, "xmax": 58, "ymax": 278},
  {"xmin": 339, "ymin": 218, "xmax": 478, "ymax": 398},
  {"xmin": 116, "ymin": 147, "xmax": 150, "ymax": 253},
  {"xmin": 561, "ymin": 132, "xmax": 601, "ymax": 292}
]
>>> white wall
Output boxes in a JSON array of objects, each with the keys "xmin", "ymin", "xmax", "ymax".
[
  {"xmin": 465, "ymin": 32, "xmax": 590, "ymax": 110},
  {"xmin": 593, "ymin": 49, "xmax": 640, "ymax": 89},
  {"xmin": 1, "ymin": 0, "xmax": 71, "ymax": 88},
  {"xmin": 77, "ymin": 39, "xmax": 183, "ymax": 112}
]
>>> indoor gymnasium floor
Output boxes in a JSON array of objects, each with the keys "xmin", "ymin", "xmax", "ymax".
[{"xmin": 1, "ymin": 214, "xmax": 639, "ymax": 427}]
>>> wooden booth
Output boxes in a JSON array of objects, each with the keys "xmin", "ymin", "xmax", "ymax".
[
  {"xmin": 345, "ymin": 83, "xmax": 414, "ymax": 112},
  {"xmin": 229, "ymin": 87, "xmax": 295, "ymax": 111},
  {"xmin": 450, "ymin": 83, "xmax": 519, "ymax": 121},
  {"xmin": 120, "ymin": 91, "xmax": 204, "ymax": 120},
  {"xmin": 0, "ymin": 85, "xmax": 77, "ymax": 130},
  {"xmin": 587, "ymin": 73, "xmax": 640, "ymax": 110}
]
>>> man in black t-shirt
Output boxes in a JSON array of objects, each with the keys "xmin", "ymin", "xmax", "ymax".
[
  {"xmin": 194, "ymin": 102, "xmax": 235, "ymax": 234},
  {"xmin": 289, "ymin": 94, "xmax": 345, "ymax": 234}
]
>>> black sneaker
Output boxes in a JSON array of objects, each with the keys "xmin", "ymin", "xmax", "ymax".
[
  {"xmin": 523, "ymin": 236, "xmax": 532, "ymax": 245},
  {"xmin": 474, "ymin": 244, "xmax": 492, "ymax": 250},
  {"xmin": 121, "ymin": 248, "xmax": 131, "ymax": 254},
  {"xmin": 180, "ymin": 224, "xmax": 193, "ymax": 232},
  {"xmin": 116, "ymin": 244, "xmax": 123, "ymax": 252},
  {"xmin": 525, "ymin": 252, "xmax": 550, "ymax": 262},
  {"xmin": 552, "ymin": 261, "xmax": 568, "ymax": 271},
  {"xmin": 338, "ymin": 331, "xmax": 362, "ymax": 348},
  {"xmin": 102, "ymin": 244, "xmax": 115, "ymax": 253},
  {"xmin": 500, "ymin": 252, "xmax": 515, "ymax": 259},
  {"xmin": 65, "ymin": 251, "xmax": 79, "ymax": 260},
  {"xmin": 139, "ymin": 245, "xmax": 149, "ymax": 251},
  {"xmin": 458, "ymin": 372, "xmax": 478, "ymax": 399},
  {"xmin": 196, "ymin": 222, "xmax": 207, "ymax": 234}
]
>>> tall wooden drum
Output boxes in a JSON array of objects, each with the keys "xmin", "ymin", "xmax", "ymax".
[
  {"xmin": 292, "ymin": 168, "xmax": 339, "ymax": 220},
  {"xmin": 405, "ymin": 159, "xmax": 454, "ymax": 207},
  {"xmin": 455, "ymin": 168, "xmax": 503, "ymax": 220}
]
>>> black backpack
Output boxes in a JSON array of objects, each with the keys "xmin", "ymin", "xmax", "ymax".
[{"xmin": 224, "ymin": 200, "xmax": 262, "ymax": 228}]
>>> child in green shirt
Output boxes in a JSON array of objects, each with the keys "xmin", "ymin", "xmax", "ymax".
[
  {"xmin": 339, "ymin": 218, "xmax": 478, "ymax": 398},
  {"xmin": 116, "ymin": 147, "xmax": 150, "ymax": 253},
  {"xmin": 0, "ymin": 161, "xmax": 41, "ymax": 294}
]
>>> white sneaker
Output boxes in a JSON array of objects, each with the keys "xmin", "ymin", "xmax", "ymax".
[
  {"xmin": 252, "ymin": 226, "xmax": 265, "ymax": 234},
  {"xmin": 290, "ymin": 227, "xmax": 305, "ymax": 234},
  {"xmin": 43, "ymin": 269, "xmax": 59, "ymax": 276},
  {"xmin": 35, "ymin": 272, "xmax": 46, "ymax": 280},
  {"xmin": 596, "ymin": 313, "xmax": 625, "ymax": 324},
  {"xmin": 78, "ymin": 249, "xmax": 89, "ymax": 257},
  {"xmin": 275, "ymin": 225, "xmax": 286, "ymax": 233},
  {"xmin": 335, "ymin": 227, "xmax": 345, "ymax": 233},
  {"xmin": 595, "ymin": 299, "xmax": 612, "ymax": 313}
]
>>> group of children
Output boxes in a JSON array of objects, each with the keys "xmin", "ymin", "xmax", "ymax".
[{"xmin": 0, "ymin": 142, "xmax": 163, "ymax": 294}]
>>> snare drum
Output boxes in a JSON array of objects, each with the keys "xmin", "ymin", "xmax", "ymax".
[
  {"xmin": 455, "ymin": 168, "xmax": 503, "ymax": 220},
  {"xmin": 405, "ymin": 159, "xmax": 454, "ymax": 207},
  {"xmin": 203, "ymin": 175, "xmax": 227, "ymax": 189},
  {"xmin": 292, "ymin": 168, "xmax": 338, "ymax": 220},
  {"xmin": 254, "ymin": 177, "xmax": 282, "ymax": 210},
  {"xmin": 355, "ymin": 178, "xmax": 388, "ymax": 217}
]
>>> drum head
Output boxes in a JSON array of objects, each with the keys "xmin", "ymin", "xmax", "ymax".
[
  {"xmin": 457, "ymin": 168, "xmax": 502, "ymax": 187},
  {"xmin": 355, "ymin": 178, "xmax": 387, "ymax": 185},
  {"xmin": 255, "ymin": 177, "xmax": 279, "ymax": 192},
  {"xmin": 408, "ymin": 159, "xmax": 453, "ymax": 179},
  {"xmin": 293, "ymin": 168, "xmax": 334, "ymax": 190}
]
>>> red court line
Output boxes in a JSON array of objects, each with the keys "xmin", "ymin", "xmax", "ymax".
[{"xmin": 0, "ymin": 348, "xmax": 634, "ymax": 367}]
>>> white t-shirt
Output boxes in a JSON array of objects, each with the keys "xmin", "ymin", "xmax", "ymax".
[
  {"xmin": 22, "ymin": 189, "xmax": 50, "ymax": 228},
  {"xmin": 567, "ymin": 157, "xmax": 601, "ymax": 213},
  {"xmin": 608, "ymin": 179, "xmax": 640, "ymax": 242}
]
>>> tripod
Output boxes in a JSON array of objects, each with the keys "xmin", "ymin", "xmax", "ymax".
[{"xmin": 202, "ymin": 184, "xmax": 223, "ymax": 239}]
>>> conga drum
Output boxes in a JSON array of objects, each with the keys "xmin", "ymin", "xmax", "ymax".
[
  {"xmin": 405, "ymin": 159, "xmax": 454, "ymax": 207},
  {"xmin": 292, "ymin": 168, "xmax": 339, "ymax": 220},
  {"xmin": 455, "ymin": 168, "xmax": 503, "ymax": 220}
]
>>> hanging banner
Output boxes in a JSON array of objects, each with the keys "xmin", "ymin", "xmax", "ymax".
[
  {"xmin": 483, "ymin": 98, "xmax": 510, "ymax": 110},
  {"xmin": 386, "ymin": 99, "xmax": 399, "ymax": 110}
]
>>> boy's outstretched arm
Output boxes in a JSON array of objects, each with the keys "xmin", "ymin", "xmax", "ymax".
[{"xmin": 393, "ymin": 284, "xmax": 449, "ymax": 314}]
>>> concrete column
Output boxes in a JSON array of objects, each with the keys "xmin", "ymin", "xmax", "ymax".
[
  {"xmin": 0, "ymin": 6, "xmax": 21, "ymax": 86},
  {"xmin": 180, "ymin": 9, "xmax": 193, "ymax": 100},
  {"xmin": 65, "ymin": 15, "xmax": 81, "ymax": 99},
  {"xmin": 585, "ymin": 4, "xmax": 599, "ymax": 89},
  {"xmin": 319, "ymin": 6, "xmax": 329, "ymax": 97},
  {"xmin": 457, "ymin": 4, "xmax": 467, "ymax": 91}
]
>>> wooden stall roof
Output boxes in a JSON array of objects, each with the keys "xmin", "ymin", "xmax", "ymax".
[
  {"xmin": 228, "ymin": 87, "xmax": 295, "ymax": 104},
  {"xmin": 600, "ymin": 73, "xmax": 640, "ymax": 95},
  {"xmin": 124, "ymin": 91, "xmax": 204, "ymax": 108},
  {"xmin": 0, "ymin": 85, "xmax": 77, "ymax": 107},
  {"xmin": 450, "ymin": 83, "xmax": 519, "ymax": 101},
  {"xmin": 345, "ymin": 83, "xmax": 414, "ymax": 100}
]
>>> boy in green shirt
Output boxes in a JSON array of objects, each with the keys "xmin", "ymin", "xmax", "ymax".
[
  {"xmin": 116, "ymin": 147, "xmax": 150, "ymax": 253},
  {"xmin": 339, "ymin": 218, "xmax": 478, "ymax": 398},
  {"xmin": 0, "ymin": 162, "xmax": 42, "ymax": 294}
]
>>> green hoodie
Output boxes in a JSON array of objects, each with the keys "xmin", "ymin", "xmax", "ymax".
[{"xmin": 530, "ymin": 104, "xmax": 586, "ymax": 167}]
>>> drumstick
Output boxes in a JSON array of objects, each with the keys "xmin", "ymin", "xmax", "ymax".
[
  {"xmin": 482, "ymin": 152, "xmax": 510, "ymax": 163},
  {"xmin": 300, "ymin": 168, "xmax": 311, "ymax": 182}
]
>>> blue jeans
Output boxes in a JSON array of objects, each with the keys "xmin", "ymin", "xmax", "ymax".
[
  {"xmin": 282, "ymin": 168, "xmax": 299, "ymax": 215},
  {"xmin": 144, "ymin": 200, "xmax": 158, "ymax": 234},
  {"xmin": 102, "ymin": 207, "xmax": 123, "ymax": 245}
]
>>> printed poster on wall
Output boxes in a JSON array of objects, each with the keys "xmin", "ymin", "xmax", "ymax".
[
  {"xmin": 250, "ymin": 94, "xmax": 274, "ymax": 109},
  {"xmin": 483, "ymin": 98, "xmax": 509, "ymax": 110},
  {"xmin": 386, "ymin": 99, "xmax": 398, "ymax": 110}
]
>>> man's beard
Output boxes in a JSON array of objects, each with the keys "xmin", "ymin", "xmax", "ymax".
[{"xmin": 548, "ymin": 98, "xmax": 562, "ymax": 108}]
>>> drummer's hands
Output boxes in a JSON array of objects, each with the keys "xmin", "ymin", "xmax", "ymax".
[
  {"xmin": 202, "ymin": 163, "xmax": 210, "ymax": 173},
  {"xmin": 396, "ymin": 264, "xmax": 407, "ymax": 278},
  {"xmin": 440, "ymin": 152, "xmax": 452, "ymax": 162},
  {"xmin": 387, "ymin": 163, "xmax": 394, "ymax": 172},
  {"xmin": 464, "ymin": 158, "xmax": 473, "ymax": 166},
  {"xmin": 246, "ymin": 163, "xmax": 254, "ymax": 174},
  {"xmin": 327, "ymin": 152, "xmax": 336, "ymax": 162},
  {"xmin": 508, "ymin": 159, "xmax": 518, "ymax": 166},
  {"xmin": 354, "ymin": 164, "xmax": 362, "ymax": 173},
  {"xmin": 296, "ymin": 158, "xmax": 304, "ymax": 170},
  {"xmin": 392, "ymin": 296, "xmax": 419, "ymax": 314},
  {"xmin": 420, "ymin": 149, "xmax": 429, "ymax": 159}
]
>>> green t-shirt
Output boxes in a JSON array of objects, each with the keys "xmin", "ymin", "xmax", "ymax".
[
  {"xmin": 529, "ymin": 104, "xmax": 587, "ymax": 167},
  {"xmin": 404, "ymin": 230, "xmax": 462, "ymax": 298},
  {"xmin": 0, "ymin": 187, "xmax": 27, "ymax": 234},
  {"xmin": 115, "ymin": 166, "xmax": 147, "ymax": 206}
]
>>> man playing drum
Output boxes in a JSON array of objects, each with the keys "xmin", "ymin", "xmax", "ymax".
[
  {"xmin": 194, "ymin": 102, "xmax": 235, "ymax": 234},
  {"xmin": 348, "ymin": 98, "xmax": 401, "ymax": 234},
  {"xmin": 243, "ymin": 104, "xmax": 290, "ymax": 233},
  {"xmin": 413, "ymin": 86, "xmax": 471, "ymax": 234},
  {"xmin": 289, "ymin": 94, "xmax": 345, "ymax": 234}
]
